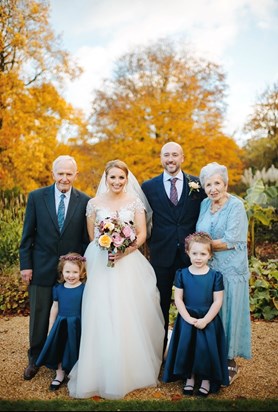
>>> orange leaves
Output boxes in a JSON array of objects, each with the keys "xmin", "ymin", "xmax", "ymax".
[{"xmin": 171, "ymin": 393, "xmax": 183, "ymax": 401}]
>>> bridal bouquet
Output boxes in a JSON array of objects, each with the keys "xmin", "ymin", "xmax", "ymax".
[{"xmin": 95, "ymin": 217, "xmax": 137, "ymax": 267}]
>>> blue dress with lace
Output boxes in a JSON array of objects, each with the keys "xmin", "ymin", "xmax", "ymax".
[
  {"xmin": 36, "ymin": 283, "xmax": 85, "ymax": 374},
  {"xmin": 162, "ymin": 268, "xmax": 229, "ymax": 391},
  {"xmin": 196, "ymin": 195, "xmax": 252, "ymax": 360}
]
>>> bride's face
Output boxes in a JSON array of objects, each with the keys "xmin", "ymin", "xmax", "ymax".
[{"xmin": 106, "ymin": 167, "xmax": 127, "ymax": 193}]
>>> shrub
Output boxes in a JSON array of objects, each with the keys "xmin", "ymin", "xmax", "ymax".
[
  {"xmin": 249, "ymin": 257, "xmax": 278, "ymax": 321},
  {"xmin": 0, "ymin": 209, "xmax": 24, "ymax": 269},
  {"xmin": 0, "ymin": 268, "xmax": 29, "ymax": 316}
]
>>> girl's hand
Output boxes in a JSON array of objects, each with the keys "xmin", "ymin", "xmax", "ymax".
[
  {"xmin": 185, "ymin": 316, "xmax": 198, "ymax": 325},
  {"xmin": 194, "ymin": 318, "xmax": 208, "ymax": 330}
]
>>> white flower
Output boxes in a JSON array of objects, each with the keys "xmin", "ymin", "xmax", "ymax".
[{"xmin": 187, "ymin": 177, "xmax": 201, "ymax": 195}]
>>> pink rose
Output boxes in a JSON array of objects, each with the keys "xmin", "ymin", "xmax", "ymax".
[
  {"xmin": 122, "ymin": 225, "xmax": 136, "ymax": 241},
  {"xmin": 112, "ymin": 233, "xmax": 125, "ymax": 247}
]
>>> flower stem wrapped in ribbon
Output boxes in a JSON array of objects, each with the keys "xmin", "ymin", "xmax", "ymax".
[{"xmin": 96, "ymin": 216, "xmax": 137, "ymax": 267}]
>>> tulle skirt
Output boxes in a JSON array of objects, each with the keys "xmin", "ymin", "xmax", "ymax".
[{"xmin": 67, "ymin": 242, "xmax": 165, "ymax": 399}]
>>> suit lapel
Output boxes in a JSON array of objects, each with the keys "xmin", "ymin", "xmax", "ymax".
[
  {"xmin": 61, "ymin": 188, "xmax": 79, "ymax": 233},
  {"xmin": 157, "ymin": 174, "xmax": 172, "ymax": 208},
  {"xmin": 44, "ymin": 185, "xmax": 59, "ymax": 231}
]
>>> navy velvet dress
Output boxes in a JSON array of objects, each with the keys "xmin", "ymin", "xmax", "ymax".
[
  {"xmin": 36, "ymin": 283, "xmax": 85, "ymax": 374},
  {"xmin": 162, "ymin": 268, "xmax": 229, "ymax": 392}
]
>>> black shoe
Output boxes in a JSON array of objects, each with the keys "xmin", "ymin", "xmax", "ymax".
[
  {"xmin": 183, "ymin": 384, "xmax": 194, "ymax": 396},
  {"xmin": 197, "ymin": 386, "xmax": 209, "ymax": 397},
  {"xmin": 49, "ymin": 378, "xmax": 65, "ymax": 391},
  {"xmin": 23, "ymin": 364, "xmax": 39, "ymax": 380}
]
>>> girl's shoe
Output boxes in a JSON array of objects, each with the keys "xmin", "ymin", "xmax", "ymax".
[
  {"xmin": 49, "ymin": 377, "xmax": 65, "ymax": 391},
  {"xmin": 183, "ymin": 384, "xmax": 194, "ymax": 396},
  {"xmin": 197, "ymin": 386, "xmax": 209, "ymax": 397}
]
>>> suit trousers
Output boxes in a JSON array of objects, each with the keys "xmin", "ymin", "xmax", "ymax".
[
  {"xmin": 28, "ymin": 284, "xmax": 53, "ymax": 364},
  {"xmin": 152, "ymin": 248, "xmax": 185, "ymax": 356}
]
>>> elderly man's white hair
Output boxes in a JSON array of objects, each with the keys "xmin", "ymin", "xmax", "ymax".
[{"xmin": 52, "ymin": 155, "xmax": 78, "ymax": 172}]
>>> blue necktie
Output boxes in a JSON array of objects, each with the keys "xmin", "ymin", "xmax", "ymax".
[
  {"xmin": 169, "ymin": 178, "xmax": 178, "ymax": 205},
  {"xmin": 57, "ymin": 194, "xmax": 66, "ymax": 231}
]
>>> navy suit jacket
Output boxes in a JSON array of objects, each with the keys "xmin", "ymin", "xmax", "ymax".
[
  {"xmin": 142, "ymin": 172, "xmax": 206, "ymax": 268},
  {"xmin": 19, "ymin": 184, "xmax": 90, "ymax": 286}
]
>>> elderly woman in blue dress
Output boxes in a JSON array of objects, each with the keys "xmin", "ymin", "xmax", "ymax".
[{"xmin": 196, "ymin": 162, "xmax": 251, "ymax": 385}]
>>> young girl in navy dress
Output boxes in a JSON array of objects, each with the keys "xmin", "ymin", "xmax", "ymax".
[
  {"xmin": 162, "ymin": 232, "xmax": 229, "ymax": 397},
  {"xmin": 36, "ymin": 252, "xmax": 86, "ymax": 391}
]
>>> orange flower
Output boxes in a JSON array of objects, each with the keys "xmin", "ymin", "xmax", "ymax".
[{"xmin": 98, "ymin": 234, "xmax": 112, "ymax": 248}]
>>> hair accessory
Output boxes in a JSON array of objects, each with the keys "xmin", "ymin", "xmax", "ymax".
[
  {"xmin": 185, "ymin": 231, "xmax": 212, "ymax": 245},
  {"xmin": 59, "ymin": 255, "xmax": 86, "ymax": 262}
]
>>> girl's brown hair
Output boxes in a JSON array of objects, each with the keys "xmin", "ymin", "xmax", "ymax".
[
  {"xmin": 57, "ymin": 252, "xmax": 87, "ymax": 283},
  {"xmin": 184, "ymin": 232, "xmax": 213, "ymax": 255}
]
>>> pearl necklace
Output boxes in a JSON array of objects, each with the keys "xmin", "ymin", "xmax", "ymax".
[{"xmin": 210, "ymin": 202, "xmax": 224, "ymax": 214}]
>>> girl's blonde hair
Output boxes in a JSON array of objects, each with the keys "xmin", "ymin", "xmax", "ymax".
[{"xmin": 57, "ymin": 252, "xmax": 87, "ymax": 283}]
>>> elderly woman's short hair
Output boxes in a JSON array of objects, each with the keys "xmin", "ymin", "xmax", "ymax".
[{"xmin": 199, "ymin": 162, "xmax": 228, "ymax": 188}]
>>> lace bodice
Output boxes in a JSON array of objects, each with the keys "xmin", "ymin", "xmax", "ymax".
[{"xmin": 86, "ymin": 197, "xmax": 145, "ymax": 223}]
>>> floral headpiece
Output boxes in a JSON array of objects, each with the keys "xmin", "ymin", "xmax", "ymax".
[
  {"xmin": 59, "ymin": 255, "xmax": 86, "ymax": 262},
  {"xmin": 185, "ymin": 231, "xmax": 212, "ymax": 246}
]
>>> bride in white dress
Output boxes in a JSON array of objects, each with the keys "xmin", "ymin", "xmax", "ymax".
[{"xmin": 67, "ymin": 160, "xmax": 165, "ymax": 400}]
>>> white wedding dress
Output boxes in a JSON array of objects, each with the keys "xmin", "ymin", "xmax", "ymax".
[{"xmin": 67, "ymin": 198, "xmax": 165, "ymax": 400}]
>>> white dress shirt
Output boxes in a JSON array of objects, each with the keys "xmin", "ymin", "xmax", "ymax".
[{"xmin": 55, "ymin": 186, "xmax": 71, "ymax": 218}]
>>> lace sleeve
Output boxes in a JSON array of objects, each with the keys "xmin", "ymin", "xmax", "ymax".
[
  {"xmin": 86, "ymin": 199, "xmax": 96, "ymax": 219},
  {"xmin": 221, "ymin": 199, "xmax": 248, "ymax": 249},
  {"xmin": 134, "ymin": 197, "xmax": 145, "ymax": 213}
]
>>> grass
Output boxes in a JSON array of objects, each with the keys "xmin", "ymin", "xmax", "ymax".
[{"xmin": 0, "ymin": 399, "xmax": 277, "ymax": 411}]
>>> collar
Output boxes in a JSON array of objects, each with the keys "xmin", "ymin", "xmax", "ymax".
[
  {"xmin": 163, "ymin": 170, "xmax": 183, "ymax": 182},
  {"xmin": 54, "ymin": 185, "xmax": 72, "ymax": 200}
]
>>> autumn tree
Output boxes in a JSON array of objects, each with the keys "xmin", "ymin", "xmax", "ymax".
[
  {"xmin": 87, "ymin": 38, "xmax": 243, "ymax": 189},
  {"xmin": 242, "ymin": 83, "xmax": 278, "ymax": 170},
  {"xmin": 0, "ymin": 0, "xmax": 89, "ymax": 192}
]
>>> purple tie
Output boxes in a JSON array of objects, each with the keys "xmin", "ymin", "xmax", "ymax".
[{"xmin": 169, "ymin": 178, "xmax": 178, "ymax": 205}]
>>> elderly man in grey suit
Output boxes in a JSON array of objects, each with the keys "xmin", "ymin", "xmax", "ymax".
[{"xmin": 20, "ymin": 155, "xmax": 90, "ymax": 380}]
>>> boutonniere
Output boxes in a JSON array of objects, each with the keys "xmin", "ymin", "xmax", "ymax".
[{"xmin": 186, "ymin": 175, "xmax": 201, "ymax": 195}]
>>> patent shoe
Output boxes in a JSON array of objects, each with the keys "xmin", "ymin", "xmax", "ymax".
[
  {"xmin": 23, "ymin": 364, "xmax": 39, "ymax": 380},
  {"xmin": 49, "ymin": 378, "xmax": 65, "ymax": 391},
  {"xmin": 197, "ymin": 386, "xmax": 210, "ymax": 397},
  {"xmin": 183, "ymin": 384, "xmax": 194, "ymax": 396}
]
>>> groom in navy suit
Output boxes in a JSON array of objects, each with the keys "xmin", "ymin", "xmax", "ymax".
[
  {"xmin": 20, "ymin": 155, "xmax": 90, "ymax": 380},
  {"xmin": 142, "ymin": 142, "xmax": 206, "ymax": 356}
]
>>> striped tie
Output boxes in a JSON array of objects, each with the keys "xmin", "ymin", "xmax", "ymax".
[
  {"xmin": 57, "ymin": 194, "xmax": 66, "ymax": 231},
  {"xmin": 169, "ymin": 178, "xmax": 178, "ymax": 205}
]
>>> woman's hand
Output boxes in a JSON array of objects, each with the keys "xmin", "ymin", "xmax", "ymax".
[{"xmin": 108, "ymin": 247, "xmax": 132, "ymax": 264}]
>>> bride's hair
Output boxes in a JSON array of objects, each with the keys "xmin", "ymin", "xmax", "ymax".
[{"xmin": 105, "ymin": 160, "xmax": 129, "ymax": 178}]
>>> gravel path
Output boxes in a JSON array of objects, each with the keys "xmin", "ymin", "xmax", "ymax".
[{"xmin": 0, "ymin": 316, "xmax": 277, "ymax": 401}]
